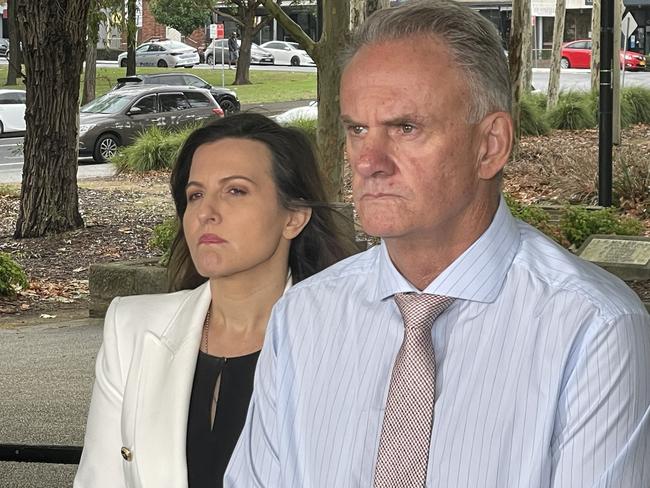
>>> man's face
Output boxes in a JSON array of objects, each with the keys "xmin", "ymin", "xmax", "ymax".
[{"xmin": 341, "ymin": 36, "xmax": 494, "ymax": 245}]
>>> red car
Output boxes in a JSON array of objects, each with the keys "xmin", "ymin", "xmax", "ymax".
[{"xmin": 560, "ymin": 39, "xmax": 647, "ymax": 71}]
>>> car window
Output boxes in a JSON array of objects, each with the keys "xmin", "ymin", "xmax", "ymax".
[
  {"xmin": 159, "ymin": 93, "xmax": 191, "ymax": 112},
  {"xmin": 131, "ymin": 94, "xmax": 157, "ymax": 114},
  {"xmin": 151, "ymin": 75, "xmax": 184, "ymax": 85},
  {"xmin": 569, "ymin": 41, "xmax": 589, "ymax": 49},
  {"xmin": 81, "ymin": 93, "xmax": 133, "ymax": 114},
  {"xmin": 266, "ymin": 42, "xmax": 282, "ymax": 49},
  {"xmin": 149, "ymin": 44, "xmax": 164, "ymax": 52},
  {"xmin": 0, "ymin": 92, "xmax": 25, "ymax": 104},
  {"xmin": 288, "ymin": 42, "xmax": 300, "ymax": 49},
  {"xmin": 136, "ymin": 44, "xmax": 149, "ymax": 53},
  {"xmin": 184, "ymin": 91, "xmax": 213, "ymax": 108},
  {"xmin": 182, "ymin": 75, "xmax": 207, "ymax": 88}
]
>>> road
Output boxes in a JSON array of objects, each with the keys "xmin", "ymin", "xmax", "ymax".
[{"xmin": 0, "ymin": 318, "xmax": 104, "ymax": 487}]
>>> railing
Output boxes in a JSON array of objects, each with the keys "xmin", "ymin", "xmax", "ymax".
[{"xmin": 0, "ymin": 444, "xmax": 82, "ymax": 464}]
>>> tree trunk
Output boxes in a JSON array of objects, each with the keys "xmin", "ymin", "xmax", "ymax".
[
  {"xmin": 127, "ymin": 0, "xmax": 137, "ymax": 76},
  {"xmin": 82, "ymin": 33, "xmax": 98, "ymax": 105},
  {"xmin": 590, "ymin": 0, "xmax": 601, "ymax": 93},
  {"xmin": 509, "ymin": 0, "xmax": 531, "ymax": 150},
  {"xmin": 234, "ymin": 8, "xmax": 256, "ymax": 85},
  {"xmin": 350, "ymin": 0, "xmax": 365, "ymax": 28},
  {"xmin": 14, "ymin": 0, "xmax": 89, "ymax": 238},
  {"xmin": 522, "ymin": 3, "xmax": 533, "ymax": 94},
  {"xmin": 264, "ymin": 0, "xmax": 350, "ymax": 201},
  {"xmin": 6, "ymin": 0, "xmax": 23, "ymax": 86},
  {"xmin": 547, "ymin": 0, "xmax": 567, "ymax": 108},
  {"xmin": 366, "ymin": 0, "xmax": 389, "ymax": 18}
]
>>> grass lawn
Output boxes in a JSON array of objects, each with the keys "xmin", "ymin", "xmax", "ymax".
[{"xmin": 0, "ymin": 66, "xmax": 317, "ymax": 104}]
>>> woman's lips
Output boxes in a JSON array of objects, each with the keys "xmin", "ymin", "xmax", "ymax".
[{"xmin": 199, "ymin": 233, "xmax": 227, "ymax": 244}]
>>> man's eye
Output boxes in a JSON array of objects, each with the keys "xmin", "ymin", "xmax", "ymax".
[
  {"xmin": 401, "ymin": 124, "xmax": 415, "ymax": 134},
  {"xmin": 348, "ymin": 125, "xmax": 366, "ymax": 135}
]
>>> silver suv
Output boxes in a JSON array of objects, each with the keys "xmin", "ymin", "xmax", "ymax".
[{"xmin": 79, "ymin": 85, "xmax": 223, "ymax": 162}]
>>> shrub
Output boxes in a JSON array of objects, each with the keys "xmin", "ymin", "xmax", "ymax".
[
  {"xmin": 621, "ymin": 87, "xmax": 650, "ymax": 125},
  {"xmin": 613, "ymin": 151, "xmax": 650, "ymax": 213},
  {"xmin": 559, "ymin": 206, "xmax": 644, "ymax": 248},
  {"xmin": 0, "ymin": 252, "xmax": 28, "ymax": 297},
  {"xmin": 520, "ymin": 94, "xmax": 550, "ymax": 136},
  {"xmin": 112, "ymin": 124, "xmax": 199, "ymax": 172},
  {"xmin": 547, "ymin": 93, "xmax": 597, "ymax": 130},
  {"xmin": 149, "ymin": 217, "xmax": 179, "ymax": 266},
  {"xmin": 504, "ymin": 193, "xmax": 565, "ymax": 244}
]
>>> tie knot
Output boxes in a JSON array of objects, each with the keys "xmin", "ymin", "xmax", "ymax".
[{"xmin": 394, "ymin": 293, "xmax": 455, "ymax": 330}]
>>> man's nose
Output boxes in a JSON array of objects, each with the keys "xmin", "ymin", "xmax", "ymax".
[{"xmin": 350, "ymin": 131, "xmax": 396, "ymax": 178}]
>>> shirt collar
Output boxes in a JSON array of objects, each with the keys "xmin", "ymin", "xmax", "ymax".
[{"xmin": 372, "ymin": 195, "xmax": 520, "ymax": 303}]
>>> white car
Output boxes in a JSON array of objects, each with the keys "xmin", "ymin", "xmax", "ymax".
[
  {"xmin": 0, "ymin": 89, "xmax": 26, "ymax": 133},
  {"xmin": 205, "ymin": 39, "xmax": 274, "ymax": 65},
  {"xmin": 117, "ymin": 40, "xmax": 199, "ymax": 68},
  {"xmin": 259, "ymin": 41, "xmax": 315, "ymax": 66},
  {"xmin": 273, "ymin": 101, "xmax": 318, "ymax": 125}
]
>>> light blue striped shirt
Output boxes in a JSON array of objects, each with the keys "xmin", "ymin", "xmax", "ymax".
[{"xmin": 225, "ymin": 198, "xmax": 650, "ymax": 487}]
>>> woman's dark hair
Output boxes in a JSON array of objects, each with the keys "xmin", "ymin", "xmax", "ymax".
[{"xmin": 167, "ymin": 112, "xmax": 354, "ymax": 291}]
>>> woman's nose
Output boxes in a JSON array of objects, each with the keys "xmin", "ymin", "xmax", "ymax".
[{"xmin": 197, "ymin": 197, "xmax": 222, "ymax": 225}]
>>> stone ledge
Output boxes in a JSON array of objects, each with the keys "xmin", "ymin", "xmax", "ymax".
[{"xmin": 89, "ymin": 259, "xmax": 168, "ymax": 318}]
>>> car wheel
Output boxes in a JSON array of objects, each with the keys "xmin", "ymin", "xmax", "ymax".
[
  {"xmin": 120, "ymin": 58, "xmax": 127, "ymax": 68},
  {"xmin": 290, "ymin": 56, "xmax": 300, "ymax": 66},
  {"xmin": 218, "ymin": 97, "xmax": 239, "ymax": 116},
  {"xmin": 560, "ymin": 57, "xmax": 570, "ymax": 69},
  {"xmin": 93, "ymin": 133, "xmax": 120, "ymax": 163},
  {"xmin": 157, "ymin": 59, "xmax": 168, "ymax": 68}
]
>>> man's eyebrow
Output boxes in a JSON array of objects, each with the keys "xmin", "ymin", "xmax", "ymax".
[{"xmin": 340, "ymin": 115, "xmax": 359, "ymax": 125}]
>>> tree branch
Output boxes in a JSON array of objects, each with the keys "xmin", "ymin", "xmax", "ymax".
[
  {"xmin": 214, "ymin": 8, "xmax": 245, "ymax": 27},
  {"xmin": 263, "ymin": 0, "xmax": 316, "ymax": 56},
  {"xmin": 252, "ymin": 14, "xmax": 272, "ymax": 36}
]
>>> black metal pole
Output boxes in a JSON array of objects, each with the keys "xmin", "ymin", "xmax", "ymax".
[
  {"xmin": 0, "ymin": 444, "xmax": 82, "ymax": 464},
  {"xmin": 598, "ymin": 0, "xmax": 614, "ymax": 207}
]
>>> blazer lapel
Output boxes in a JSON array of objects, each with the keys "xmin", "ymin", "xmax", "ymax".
[{"xmin": 131, "ymin": 283, "xmax": 211, "ymax": 488}]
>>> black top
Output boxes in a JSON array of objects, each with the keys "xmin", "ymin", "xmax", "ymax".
[{"xmin": 186, "ymin": 349, "xmax": 260, "ymax": 488}]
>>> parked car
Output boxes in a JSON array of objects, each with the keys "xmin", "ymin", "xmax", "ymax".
[
  {"xmin": 0, "ymin": 39, "xmax": 9, "ymax": 57},
  {"xmin": 0, "ymin": 89, "xmax": 26, "ymax": 134},
  {"xmin": 79, "ymin": 85, "xmax": 223, "ymax": 163},
  {"xmin": 273, "ymin": 101, "xmax": 318, "ymax": 125},
  {"xmin": 204, "ymin": 39, "xmax": 274, "ymax": 65},
  {"xmin": 113, "ymin": 73, "xmax": 241, "ymax": 115},
  {"xmin": 560, "ymin": 39, "xmax": 646, "ymax": 71},
  {"xmin": 117, "ymin": 40, "xmax": 199, "ymax": 68},
  {"xmin": 259, "ymin": 41, "xmax": 315, "ymax": 66}
]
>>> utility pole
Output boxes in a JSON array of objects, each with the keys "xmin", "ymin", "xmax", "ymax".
[{"xmin": 598, "ymin": 0, "xmax": 614, "ymax": 207}]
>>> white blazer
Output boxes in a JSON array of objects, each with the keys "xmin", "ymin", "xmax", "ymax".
[{"xmin": 74, "ymin": 282, "xmax": 212, "ymax": 488}]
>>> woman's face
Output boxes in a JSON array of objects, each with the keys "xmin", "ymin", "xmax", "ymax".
[{"xmin": 183, "ymin": 137, "xmax": 306, "ymax": 280}]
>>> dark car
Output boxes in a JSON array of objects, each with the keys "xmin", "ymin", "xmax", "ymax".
[
  {"xmin": 79, "ymin": 85, "xmax": 223, "ymax": 163},
  {"xmin": 113, "ymin": 73, "xmax": 241, "ymax": 115}
]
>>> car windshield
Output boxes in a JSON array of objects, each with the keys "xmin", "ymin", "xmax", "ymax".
[
  {"xmin": 288, "ymin": 42, "xmax": 300, "ymax": 50},
  {"xmin": 81, "ymin": 93, "xmax": 133, "ymax": 114}
]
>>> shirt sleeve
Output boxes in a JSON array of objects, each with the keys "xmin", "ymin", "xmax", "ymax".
[
  {"xmin": 224, "ymin": 310, "xmax": 282, "ymax": 487},
  {"xmin": 74, "ymin": 298, "xmax": 127, "ymax": 488},
  {"xmin": 550, "ymin": 311, "xmax": 650, "ymax": 487}
]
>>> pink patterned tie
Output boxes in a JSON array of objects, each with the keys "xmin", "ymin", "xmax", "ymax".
[{"xmin": 373, "ymin": 292, "xmax": 455, "ymax": 487}]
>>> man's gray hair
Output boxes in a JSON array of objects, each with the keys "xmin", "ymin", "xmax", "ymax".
[{"xmin": 342, "ymin": 0, "xmax": 511, "ymax": 123}]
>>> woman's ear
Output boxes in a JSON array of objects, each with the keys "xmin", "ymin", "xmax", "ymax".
[
  {"xmin": 283, "ymin": 207, "xmax": 312, "ymax": 240},
  {"xmin": 476, "ymin": 111, "xmax": 513, "ymax": 180}
]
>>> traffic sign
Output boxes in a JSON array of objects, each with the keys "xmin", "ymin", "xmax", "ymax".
[{"xmin": 209, "ymin": 23, "xmax": 225, "ymax": 39}]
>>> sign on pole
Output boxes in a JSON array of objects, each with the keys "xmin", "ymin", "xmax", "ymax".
[{"xmin": 216, "ymin": 24, "xmax": 225, "ymax": 39}]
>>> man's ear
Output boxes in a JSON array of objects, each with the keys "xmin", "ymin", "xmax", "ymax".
[
  {"xmin": 283, "ymin": 206, "xmax": 312, "ymax": 240},
  {"xmin": 475, "ymin": 111, "xmax": 513, "ymax": 180}
]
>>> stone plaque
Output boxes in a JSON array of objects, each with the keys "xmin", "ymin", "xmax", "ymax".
[{"xmin": 580, "ymin": 238, "xmax": 650, "ymax": 265}]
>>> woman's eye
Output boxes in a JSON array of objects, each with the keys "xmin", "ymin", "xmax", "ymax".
[
  {"xmin": 227, "ymin": 187, "xmax": 247, "ymax": 196},
  {"xmin": 187, "ymin": 191, "xmax": 202, "ymax": 202}
]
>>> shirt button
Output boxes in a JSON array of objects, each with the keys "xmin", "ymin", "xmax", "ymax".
[{"xmin": 121, "ymin": 446, "xmax": 133, "ymax": 461}]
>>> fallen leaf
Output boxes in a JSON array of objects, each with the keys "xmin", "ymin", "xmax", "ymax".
[{"xmin": 39, "ymin": 314, "xmax": 57, "ymax": 319}]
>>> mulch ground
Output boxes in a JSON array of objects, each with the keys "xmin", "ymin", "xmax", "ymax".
[{"xmin": 1, "ymin": 128, "xmax": 649, "ymax": 322}]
